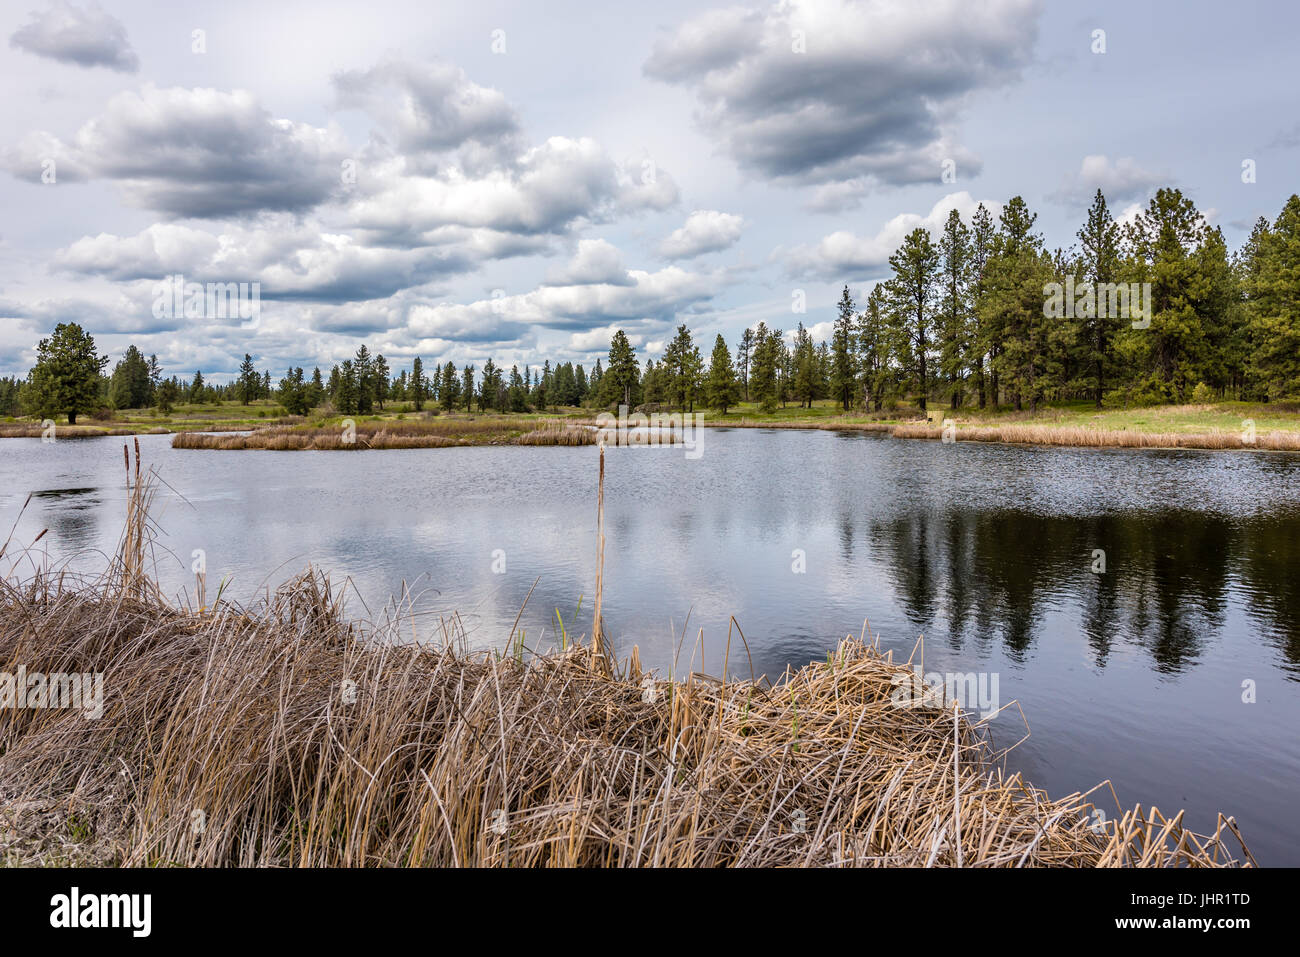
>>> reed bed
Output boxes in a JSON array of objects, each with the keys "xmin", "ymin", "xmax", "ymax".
[
  {"xmin": 0, "ymin": 578, "xmax": 1251, "ymax": 867},
  {"xmin": 0, "ymin": 424, "xmax": 136, "ymax": 438},
  {"xmin": 171, "ymin": 417, "xmax": 597, "ymax": 450},
  {"xmin": 892, "ymin": 422, "xmax": 1300, "ymax": 451},
  {"xmin": 0, "ymin": 447, "xmax": 1251, "ymax": 868},
  {"xmin": 708, "ymin": 418, "xmax": 898, "ymax": 432},
  {"xmin": 515, "ymin": 422, "xmax": 597, "ymax": 445}
]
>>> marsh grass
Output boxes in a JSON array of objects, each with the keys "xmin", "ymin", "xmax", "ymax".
[
  {"xmin": 172, "ymin": 416, "xmax": 598, "ymax": 450},
  {"xmin": 892, "ymin": 422, "xmax": 1300, "ymax": 450},
  {"xmin": 0, "ymin": 424, "xmax": 136, "ymax": 438},
  {"xmin": 0, "ymin": 445, "xmax": 1253, "ymax": 867}
]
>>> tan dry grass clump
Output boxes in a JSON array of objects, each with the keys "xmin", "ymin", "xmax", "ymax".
[
  {"xmin": 0, "ymin": 578, "xmax": 1252, "ymax": 866},
  {"xmin": 891, "ymin": 422, "xmax": 1300, "ymax": 451},
  {"xmin": 711, "ymin": 418, "xmax": 898, "ymax": 432},
  {"xmin": 0, "ymin": 424, "xmax": 134, "ymax": 438},
  {"xmin": 515, "ymin": 422, "xmax": 597, "ymax": 446},
  {"xmin": 172, "ymin": 417, "xmax": 598, "ymax": 450}
]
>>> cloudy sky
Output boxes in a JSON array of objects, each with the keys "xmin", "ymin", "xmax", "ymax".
[{"xmin": 1, "ymin": 0, "xmax": 1296, "ymax": 381}]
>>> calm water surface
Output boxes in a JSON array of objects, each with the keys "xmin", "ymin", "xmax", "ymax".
[{"xmin": 3, "ymin": 429, "xmax": 1299, "ymax": 863}]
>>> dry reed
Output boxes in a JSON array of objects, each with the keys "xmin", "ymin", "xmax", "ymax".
[
  {"xmin": 172, "ymin": 417, "xmax": 597, "ymax": 450},
  {"xmin": 891, "ymin": 422, "xmax": 1300, "ymax": 451},
  {"xmin": 0, "ymin": 424, "xmax": 135, "ymax": 439}
]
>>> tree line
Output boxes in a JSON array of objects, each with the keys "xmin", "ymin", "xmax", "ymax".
[{"xmin": 8, "ymin": 187, "xmax": 1298, "ymax": 424}]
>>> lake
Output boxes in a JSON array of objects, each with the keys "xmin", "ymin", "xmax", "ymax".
[{"xmin": 3, "ymin": 428, "xmax": 1298, "ymax": 864}]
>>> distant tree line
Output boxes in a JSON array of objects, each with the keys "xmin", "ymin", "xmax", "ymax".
[{"xmin": 8, "ymin": 189, "xmax": 1298, "ymax": 424}]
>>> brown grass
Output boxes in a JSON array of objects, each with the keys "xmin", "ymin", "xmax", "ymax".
[
  {"xmin": 514, "ymin": 422, "xmax": 597, "ymax": 446},
  {"xmin": 891, "ymin": 422, "xmax": 1300, "ymax": 451},
  {"xmin": 171, "ymin": 416, "xmax": 599, "ymax": 450},
  {"xmin": 0, "ymin": 424, "xmax": 136, "ymax": 438},
  {"xmin": 0, "ymin": 446, "xmax": 1253, "ymax": 867},
  {"xmin": 709, "ymin": 418, "xmax": 899, "ymax": 432}
]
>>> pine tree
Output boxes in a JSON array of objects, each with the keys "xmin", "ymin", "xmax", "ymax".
[
  {"xmin": 1076, "ymin": 189, "xmax": 1123, "ymax": 407},
  {"xmin": 706, "ymin": 333, "xmax": 738, "ymax": 414},
  {"xmin": 439, "ymin": 361, "xmax": 459, "ymax": 412},
  {"xmin": 336, "ymin": 360, "xmax": 359, "ymax": 414},
  {"xmin": 884, "ymin": 227, "xmax": 940, "ymax": 411},
  {"xmin": 307, "ymin": 367, "xmax": 325, "ymax": 409},
  {"xmin": 792, "ymin": 323, "xmax": 816, "ymax": 408},
  {"xmin": 155, "ymin": 378, "xmax": 179, "ymax": 414},
  {"xmin": 937, "ymin": 209, "xmax": 972, "ymax": 409},
  {"xmin": 603, "ymin": 330, "xmax": 640, "ymax": 408},
  {"xmin": 108, "ymin": 345, "xmax": 152, "ymax": 409},
  {"xmin": 1126, "ymin": 188, "xmax": 1210, "ymax": 401},
  {"xmin": 354, "ymin": 345, "xmax": 374, "ymax": 414},
  {"xmin": 737, "ymin": 328, "xmax": 755, "ymax": 401},
  {"xmin": 981, "ymin": 197, "xmax": 1047, "ymax": 410},
  {"xmin": 147, "ymin": 354, "xmax": 161, "ymax": 406},
  {"xmin": 969, "ymin": 203, "xmax": 995, "ymax": 407},
  {"xmin": 508, "ymin": 364, "xmax": 529, "ymax": 411},
  {"xmin": 662, "ymin": 325, "xmax": 699, "ymax": 411},
  {"xmin": 237, "ymin": 354, "xmax": 259, "ymax": 405},
  {"xmin": 831, "ymin": 286, "xmax": 857, "ymax": 411},
  {"xmin": 1243, "ymin": 200, "xmax": 1300, "ymax": 399},
  {"xmin": 858, "ymin": 284, "xmax": 893, "ymax": 411},
  {"xmin": 25, "ymin": 323, "xmax": 107, "ymax": 424},
  {"xmin": 372, "ymin": 354, "xmax": 390, "ymax": 409},
  {"xmin": 750, "ymin": 322, "xmax": 781, "ymax": 412},
  {"xmin": 279, "ymin": 367, "xmax": 309, "ymax": 415},
  {"xmin": 575, "ymin": 364, "xmax": 588, "ymax": 404},
  {"xmin": 410, "ymin": 357, "xmax": 427, "ymax": 411}
]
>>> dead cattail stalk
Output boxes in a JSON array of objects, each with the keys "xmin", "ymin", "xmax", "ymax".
[{"xmin": 591, "ymin": 444, "xmax": 608, "ymax": 672}]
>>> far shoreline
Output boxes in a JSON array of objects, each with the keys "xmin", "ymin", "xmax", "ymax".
[{"xmin": 4, "ymin": 399, "xmax": 1300, "ymax": 454}]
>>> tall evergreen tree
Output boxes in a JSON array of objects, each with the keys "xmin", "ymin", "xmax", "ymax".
[
  {"xmin": 237, "ymin": 354, "xmax": 259, "ymax": 405},
  {"xmin": 706, "ymin": 333, "xmax": 739, "ymax": 414},
  {"xmin": 884, "ymin": 227, "xmax": 941, "ymax": 412},
  {"xmin": 969, "ymin": 202, "xmax": 996, "ymax": 408},
  {"xmin": 410, "ymin": 357, "xmax": 427, "ymax": 411},
  {"xmin": 603, "ymin": 330, "xmax": 640, "ymax": 408},
  {"xmin": 439, "ymin": 361, "xmax": 460, "ymax": 412},
  {"xmin": 749, "ymin": 322, "xmax": 781, "ymax": 412},
  {"xmin": 937, "ymin": 209, "xmax": 973, "ymax": 409},
  {"xmin": 1076, "ymin": 189, "xmax": 1123, "ymax": 407},
  {"xmin": 1243, "ymin": 197, "xmax": 1300, "ymax": 399},
  {"xmin": 831, "ymin": 286, "xmax": 857, "ymax": 410},
  {"xmin": 462, "ymin": 364, "xmax": 475, "ymax": 412},
  {"xmin": 737, "ymin": 327, "xmax": 755, "ymax": 401},
  {"xmin": 108, "ymin": 345, "xmax": 153, "ymax": 409},
  {"xmin": 354, "ymin": 345, "xmax": 374, "ymax": 414},
  {"xmin": 858, "ymin": 284, "xmax": 893, "ymax": 411}
]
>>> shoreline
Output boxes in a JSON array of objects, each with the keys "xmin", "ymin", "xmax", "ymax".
[
  {"xmin": 722, "ymin": 417, "xmax": 1300, "ymax": 452},
  {"xmin": 4, "ymin": 404, "xmax": 1300, "ymax": 453}
]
